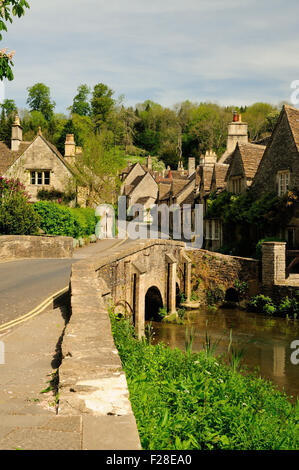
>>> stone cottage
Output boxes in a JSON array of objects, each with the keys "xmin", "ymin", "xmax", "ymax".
[
  {"xmin": 251, "ymin": 105, "xmax": 299, "ymax": 249},
  {"xmin": 225, "ymin": 143, "xmax": 266, "ymax": 194},
  {"xmin": 0, "ymin": 116, "xmax": 78, "ymax": 203}
]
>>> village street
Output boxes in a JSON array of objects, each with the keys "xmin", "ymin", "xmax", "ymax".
[{"xmin": 0, "ymin": 238, "xmax": 132, "ymax": 326}]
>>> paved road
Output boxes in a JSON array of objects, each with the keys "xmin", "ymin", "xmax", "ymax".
[{"xmin": 0, "ymin": 238, "xmax": 128, "ymax": 326}]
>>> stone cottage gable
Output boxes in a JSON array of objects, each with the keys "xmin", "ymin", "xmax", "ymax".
[
  {"xmin": 5, "ymin": 134, "xmax": 73, "ymax": 201},
  {"xmin": 127, "ymin": 171, "xmax": 158, "ymax": 207},
  {"xmin": 122, "ymin": 162, "xmax": 146, "ymax": 188},
  {"xmin": 174, "ymin": 174, "xmax": 196, "ymax": 206},
  {"xmin": 251, "ymin": 105, "xmax": 299, "ymax": 198},
  {"xmin": 225, "ymin": 143, "xmax": 265, "ymax": 189}
]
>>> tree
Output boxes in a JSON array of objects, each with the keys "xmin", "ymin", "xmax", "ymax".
[
  {"xmin": 91, "ymin": 83, "xmax": 115, "ymax": 130},
  {"xmin": 26, "ymin": 83, "xmax": 56, "ymax": 121},
  {"xmin": 243, "ymin": 103, "xmax": 276, "ymax": 141},
  {"xmin": 71, "ymin": 133, "xmax": 123, "ymax": 206},
  {"xmin": 0, "ymin": 1, "xmax": 30, "ymax": 80},
  {"xmin": 70, "ymin": 84, "xmax": 91, "ymax": 116},
  {"xmin": 1, "ymin": 98, "xmax": 17, "ymax": 117}
]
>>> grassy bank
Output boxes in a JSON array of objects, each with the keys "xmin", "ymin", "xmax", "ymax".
[{"xmin": 111, "ymin": 316, "xmax": 299, "ymax": 450}]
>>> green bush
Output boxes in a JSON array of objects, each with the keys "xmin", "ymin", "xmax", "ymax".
[
  {"xmin": 0, "ymin": 177, "xmax": 40, "ymax": 235},
  {"xmin": 247, "ymin": 294, "xmax": 298, "ymax": 319},
  {"xmin": 247, "ymin": 295, "xmax": 276, "ymax": 315},
  {"xmin": 278, "ymin": 297, "xmax": 298, "ymax": 319},
  {"xmin": 111, "ymin": 316, "xmax": 299, "ymax": 450},
  {"xmin": 33, "ymin": 201, "xmax": 98, "ymax": 238}
]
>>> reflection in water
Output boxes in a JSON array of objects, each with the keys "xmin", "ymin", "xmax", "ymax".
[{"xmin": 151, "ymin": 308, "xmax": 299, "ymax": 400}]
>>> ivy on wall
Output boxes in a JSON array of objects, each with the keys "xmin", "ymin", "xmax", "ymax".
[{"xmin": 205, "ymin": 189, "xmax": 298, "ymax": 232}]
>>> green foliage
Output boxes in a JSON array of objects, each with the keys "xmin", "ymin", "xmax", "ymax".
[
  {"xmin": 158, "ymin": 307, "xmax": 168, "ymax": 319},
  {"xmin": 26, "ymin": 83, "xmax": 56, "ymax": 121},
  {"xmin": 190, "ymin": 291, "xmax": 199, "ymax": 301},
  {"xmin": 0, "ymin": 177, "xmax": 40, "ymax": 235},
  {"xmin": 277, "ymin": 297, "xmax": 299, "ymax": 319},
  {"xmin": 177, "ymin": 308, "xmax": 186, "ymax": 320},
  {"xmin": 247, "ymin": 295, "xmax": 276, "ymax": 316},
  {"xmin": 111, "ymin": 316, "xmax": 299, "ymax": 450},
  {"xmin": 247, "ymin": 294, "xmax": 299, "ymax": 319},
  {"xmin": 234, "ymin": 280, "xmax": 248, "ymax": 299},
  {"xmin": 33, "ymin": 201, "xmax": 98, "ymax": 238},
  {"xmin": 72, "ymin": 133, "xmax": 123, "ymax": 206},
  {"xmin": 0, "ymin": 1, "xmax": 30, "ymax": 80},
  {"xmin": 70, "ymin": 84, "xmax": 91, "ymax": 117},
  {"xmin": 207, "ymin": 287, "xmax": 225, "ymax": 306},
  {"xmin": 37, "ymin": 188, "xmax": 76, "ymax": 204},
  {"xmin": 91, "ymin": 83, "xmax": 115, "ymax": 130}
]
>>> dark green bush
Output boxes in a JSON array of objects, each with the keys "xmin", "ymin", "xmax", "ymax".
[
  {"xmin": 33, "ymin": 201, "xmax": 98, "ymax": 238},
  {"xmin": 0, "ymin": 192, "xmax": 41, "ymax": 235},
  {"xmin": 247, "ymin": 294, "xmax": 298, "ymax": 318},
  {"xmin": 278, "ymin": 297, "xmax": 298, "ymax": 319},
  {"xmin": 0, "ymin": 177, "xmax": 40, "ymax": 235},
  {"xmin": 247, "ymin": 294, "xmax": 276, "ymax": 315}
]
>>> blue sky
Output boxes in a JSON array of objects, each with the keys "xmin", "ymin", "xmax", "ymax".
[{"xmin": 1, "ymin": 0, "xmax": 299, "ymax": 113}]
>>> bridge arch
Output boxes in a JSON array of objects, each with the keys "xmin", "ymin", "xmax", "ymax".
[{"xmin": 145, "ymin": 286, "xmax": 164, "ymax": 321}]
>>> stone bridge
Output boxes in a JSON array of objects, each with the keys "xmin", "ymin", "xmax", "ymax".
[
  {"xmin": 94, "ymin": 240, "xmax": 191, "ymax": 337},
  {"xmin": 58, "ymin": 238, "xmax": 260, "ymax": 430}
]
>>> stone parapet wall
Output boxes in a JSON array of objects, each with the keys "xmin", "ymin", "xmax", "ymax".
[
  {"xmin": 187, "ymin": 249, "xmax": 260, "ymax": 303},
  {"xmin": 0, "ymin": 235, "xmax": 73, "ymax": 260},
  {"xmin": 58, "ymin": 246, "xmax": 141, "ymax": 450}
]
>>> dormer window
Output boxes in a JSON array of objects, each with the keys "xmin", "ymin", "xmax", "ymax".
[
  {"xmin": 231, "ymin": 177, "xmax": 242, "ymax": 194},
  {"xmin": 277, "ymin": 170, "xmax": 290, "ymax": 196}
]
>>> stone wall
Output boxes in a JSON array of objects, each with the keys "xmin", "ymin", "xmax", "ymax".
[
  {"xmin": 187, "ymin": 249, "xmax": 260, "ymax": 303},
  {"xmin": 58, "ymin": 244, "xmax": 143, "ymax": 449},
  {"xmin": 0, "ymin": 235, "xmax": 73, "ymax": 259}
]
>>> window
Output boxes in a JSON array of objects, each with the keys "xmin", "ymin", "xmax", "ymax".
[
  {"xmin": 30, "ymin": 171, "xmax": 51, "ymax": 186},
  {"xmin": 231, "ymin": 177, "xmax": 242, "ymax": 194},
  {"xmin": 278, "ymin": 171, "xmax": 290, "ymax": 196},
  {"xmin": 205, "ymin": 219, "xmax": 221, "ymax": 240}
]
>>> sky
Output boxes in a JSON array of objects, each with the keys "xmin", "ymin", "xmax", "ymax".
[{"xmin": 1, "ymin": 0, "xmax": 299, "ymax": 113}]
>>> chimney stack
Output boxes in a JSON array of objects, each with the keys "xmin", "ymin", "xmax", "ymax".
[
  {"xmin": 188, "ymin": 157, "xmax": 196, "ymax": 176},
  {"xmin": 147, "ymin": 155, "xmax": 152, "ymax": 171},
  {"xmin": 65, "ymin": 134, "xmax": 76, "ymax": 156},
  {"xmin": 11, "ymin": 115, "xmax": 23, "ymax": 152}
]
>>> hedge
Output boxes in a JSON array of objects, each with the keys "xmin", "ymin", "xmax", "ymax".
[{"xmin": 33, "ymin": 201, "xmax": 98, "ymax": 238}]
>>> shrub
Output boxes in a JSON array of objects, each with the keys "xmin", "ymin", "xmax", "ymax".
[
  {"xmin": 33, "ymin": 201, "xmax": 98, "ymax": 238},
  {"xmin": 37, "ymin": 188, "xmax": 76, "ymax": 204},
  {"xmin": 234, "ymin": 279, "xmax": 248, "ymax": 299},
  {"xmin": 158, "ymin": 307, "xmax": 168, "ymax": 319},
  {"xmin": 207, "ymin": 287, "xmax": 225, "ymax": 305},
  {"xmin": 247, "ymin": 295, "xmax": 276, "ymax": 315},
  {"xmin": 0, "ymin": 177, "xmax": 40, "ymax": 235},
  {"xmin": 278, "ymin": 297, "xmax": 298, "ymax": 319}
]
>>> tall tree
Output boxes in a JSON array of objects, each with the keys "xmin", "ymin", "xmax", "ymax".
[
  {"xmin": 0, "ymin": 98, "xmax": 17, "ymax": 117},
  {"xmin": 70, "ymin": 84, "xmax": 91, "ymax": 116},
  {"xmin": 26, "ymin": 83, "xmax": 56, "ymax": 121},
  {"xmin": 0, "ymin": 1, "xmax": 30, "ymax": 80},
  {"xmin": 91, "ymin": 83, "xmax": 115, "ymax": 130}
]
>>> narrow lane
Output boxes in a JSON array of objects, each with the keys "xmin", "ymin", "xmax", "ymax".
[{"xmin": 0, "ymin": 238, "xmax": 128, "ymax": 326}]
